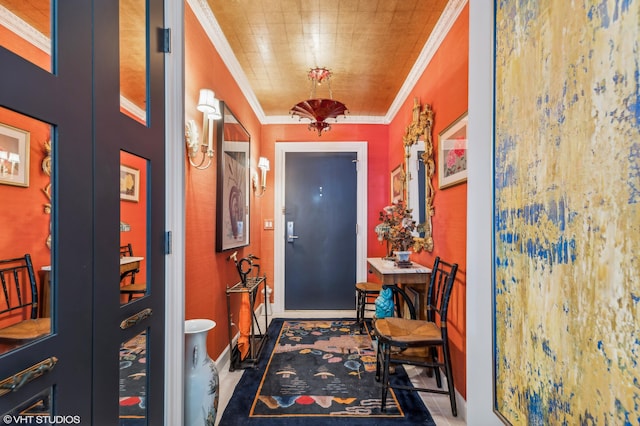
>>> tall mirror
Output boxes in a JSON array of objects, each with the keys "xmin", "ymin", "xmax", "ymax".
[
  {"xmin": 215, "ymin": 102, "xmax": 251, "ymax": 252},
  {"xmin": 119, "ymin": 151, "xmax": 148, "ymax": 305},
  {"xmin": 0, "ymin": 106, "xmax": 53, "ymax": 354},
  {"xmin": 403, "ymin": 99, "xmax": 435, "ymax": 252}
]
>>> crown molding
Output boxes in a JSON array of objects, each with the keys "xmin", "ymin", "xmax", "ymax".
[
  {"xmin": 0, "ymin": 5, "xmax": 50, "ymax": 55},
  {"xmin": 189, "ymin": 0, "xmax": 467, "ymax": 126},
  {"xmin": 263, "ymin": 114, "xmax": 388, "ymax": 126},
  {"xmin": 385, "ymin": 0, "xmax": 468, "ymax": 123},
  {"xmin": 187, "ymin": 0, "xmax": 266, "ymax": 123}
]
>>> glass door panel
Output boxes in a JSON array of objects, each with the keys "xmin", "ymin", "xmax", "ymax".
[
  {"xmin": 0, "ymin": 0, "xmax": 53, "ymax": 73},
  {"xmin": 120, "ymin": 151, "xmax": 149, "ymax": 305},
  {"xmin": 0, "ymin": 106, "xmax": 53, "ymax": 355},
  {"xmin": 119, "ymin": 0, "xmax": 148, "ymax": 125},
  {"xmin": 119, "ymin": 329, "xmax": 148, "ymax": 422}
]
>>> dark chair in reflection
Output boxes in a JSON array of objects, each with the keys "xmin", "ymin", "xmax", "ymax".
[
  {"xmin": 373, "ymin": 256, "xmax": 459, "ymax": 416},
  {"xmin": 120, "ymin": 244, "xmax": 146, "ymax": 302},
  {"xmin": 0, "ymin": 254, "xmax": 50, "ymax": 342}
]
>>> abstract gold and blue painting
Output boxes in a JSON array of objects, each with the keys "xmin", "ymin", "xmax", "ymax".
[{"xmin": 494, "ymin": 1, "xmax": 639, "ymax": 425}]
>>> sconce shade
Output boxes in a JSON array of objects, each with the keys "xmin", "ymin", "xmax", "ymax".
[
  {"xmin": 258, "ymin": 156, "xmax": 270, "ymax": 171},
  {"xmin": 186, "ymin": 88, "xmax": 223, "ymax": 170},
  {"xmin": 0, "ymin": 151, "xmax": 7, "ymax": 160},
  {"xmin": 8, "ymin": 153, "xmax": 20, "ymax": 164},
  {"xmin": 197, "ymin": 89, "xmax": 222, "ymax": 120}
]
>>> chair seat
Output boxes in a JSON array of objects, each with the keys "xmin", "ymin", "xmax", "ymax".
[
  {"xmin": 355, "ymin": 282, "xmax": 382, "ymax": 292},
  {"xmin": 375, "ymin": 317, "xmax": 442, "ymax": 344},
  {"xmin": 0, "ymin": 318, "xmax": 51, "ymax": 340}
]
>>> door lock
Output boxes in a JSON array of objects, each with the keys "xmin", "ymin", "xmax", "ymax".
[{"xmin": 287, "ymin": 221, "xmax": 299, "ymax": 243}]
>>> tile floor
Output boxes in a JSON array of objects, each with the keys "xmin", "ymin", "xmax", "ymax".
[{"xmin": 214, "ymin": 314, "xmax": 467, "ymax": 425}]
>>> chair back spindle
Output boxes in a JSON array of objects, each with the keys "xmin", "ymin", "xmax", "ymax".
[
  {"xmin": 426, "ymin": 257, "xmax": 457, "ymax": 326},
  {"xmin": 0, "ymin": 254, "xmax": 39, "ymax": 320}
]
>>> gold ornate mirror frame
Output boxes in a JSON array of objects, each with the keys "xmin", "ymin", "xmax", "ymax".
[{"xmin": 402, "ymin": 98, "xmax": 435, "ymax": 252}]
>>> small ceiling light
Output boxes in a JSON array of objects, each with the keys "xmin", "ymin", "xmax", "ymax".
[{"xmin": 290, "ymin": 67, "xmax": 348, "ymax": 136}]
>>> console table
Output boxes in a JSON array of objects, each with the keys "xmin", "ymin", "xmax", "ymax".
[
  {"xmin": 225, "ymin": 276, "xmax": 268, "ymax": 371},
  {"xmin": 367, "ymin": 257, "xmax": 432, "ymax": 319}
]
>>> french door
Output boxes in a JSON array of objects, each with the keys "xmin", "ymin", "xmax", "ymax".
[{"xmin": 0, "ymin": 1, "xmax": 166, "ymax": 424}]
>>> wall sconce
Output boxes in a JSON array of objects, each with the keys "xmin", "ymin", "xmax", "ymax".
[
  {"xmin": 185, "ymin": 88, "xmax": 222, "ymax": 170},
  {"xmin": 253, "ymin": 157, "xmax": 270, "ymax": 197}
]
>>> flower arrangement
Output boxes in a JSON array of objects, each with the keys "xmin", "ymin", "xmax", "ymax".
[{"xmin": 375, "ymin": 200, "xmax": 416, "ymax": 255}]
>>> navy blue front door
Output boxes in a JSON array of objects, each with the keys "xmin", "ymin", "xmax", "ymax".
[{"xmin": 284, "ymin": 152, "xmax": 357, "ymax": 310}]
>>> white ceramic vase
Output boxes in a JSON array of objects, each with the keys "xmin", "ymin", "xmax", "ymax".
[
  {"xmin": 184, "ymin": 319, "xmax": 219, "ymax": 426},
  {"xmin": 395, "ymin": 250, "xmax": 411, "ymax": 262}
]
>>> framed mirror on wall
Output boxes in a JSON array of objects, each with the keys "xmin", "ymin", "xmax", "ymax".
[
  {"xmin": 215, "ymin": 102, "xmax": 251, "ymax": 252},
  {"xmin": 402, "ymin": 98, "xmax": 435, "ymax": 253}
]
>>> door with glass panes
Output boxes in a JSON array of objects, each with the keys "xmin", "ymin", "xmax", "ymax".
[{"xmin": 0, "ymin": 1, "xmax": 166, "ymax": 424}]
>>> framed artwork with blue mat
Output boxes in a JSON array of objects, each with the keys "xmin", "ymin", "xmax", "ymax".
[{"xmin": 219, "ymin": 318, "xmax": 435, "ymax": 425}]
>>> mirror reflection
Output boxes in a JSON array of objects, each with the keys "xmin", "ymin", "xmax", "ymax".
[
  {"xmin": 119, "ymin": 0, "xmax": 148, "ymax": 124},
  {"xmin": 0, "ymin": 0, "xmax": 53, "ymax": 73},
  {"xmin": 408, "ymin": 141, "xmax": 426, "ymax": 238},
  {"xmin": 2, "ymin": 387, "xmax": 52, "ymax": 417},
  {"xmin": 119, "ymin": 330, "xmax": 147, "ymax": 421},
  {"xmin": 0, "ymin": 106, "xmax": 52, "ymax": 355},
  {"xmin": 120, "ymin": 151, "xmax": 148, "ymax": 305}
]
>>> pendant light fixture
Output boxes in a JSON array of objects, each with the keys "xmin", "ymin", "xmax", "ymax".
[{"xmin": 289, "ymin": 67, "xmax": 348, "ymax": 136}]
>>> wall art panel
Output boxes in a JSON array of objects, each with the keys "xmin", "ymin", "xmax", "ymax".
[{"xmin": 494, "ymin": 1, "xmax": 639, "ymax": 424}]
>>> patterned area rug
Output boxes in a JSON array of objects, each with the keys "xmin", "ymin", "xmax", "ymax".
[
  {"xmin": 119, "ymin": 332, "xmax": 146, "ymax": 420},
  {"xmin": 219, "ymin": 318, "xmax": 435, "ymax": 425}
]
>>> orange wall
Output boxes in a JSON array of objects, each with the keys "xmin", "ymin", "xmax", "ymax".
[
  {"xmin": 186, "ymin": 4, "xmax": 469, "ymax": 400},
  {"xmin": 388, "ymin": 6, "xmax": 469, "ymax": 398},
  {"xmin": 184, "ymin": 5, "xmax": 264, "ymax": 360}
]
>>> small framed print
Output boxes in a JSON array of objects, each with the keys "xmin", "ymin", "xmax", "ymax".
[
  {"xmin": 438, "ymin": 112, "xmax": 468, "ymax": 189},
  {"xmin": 120, "ymin": 164, "xmax": 140, "ymax": 202},
  {"xmin": 0, "ymin": 123, "xmax": 30, "ymax": 187},
  {"xmin": 391, "ymin": 164, "xmax": 404, "ymax": 203}
]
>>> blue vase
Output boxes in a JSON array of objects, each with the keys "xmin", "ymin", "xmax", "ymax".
[{"xmin": 184, "ymin": 319, "xmax": 219, "ymax": 426}]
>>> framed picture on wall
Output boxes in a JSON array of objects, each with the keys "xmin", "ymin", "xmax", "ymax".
[
  {"xmin": 438, "ymin": 112, "xmax": 468, "ymax": 189},
  {"xmin": 215, "ymin": 102, "xmax": 251, "ymax": 252},
  {"xmin": 0, "ymin": 123, "xmax": 30, "ymax": 187},
  {"xmin": 120, "ymin": 164, "xmax": 140, "ymax": 202},
  {"xmin": 391, "ymin": 164, "xmax": 404, "ymax": 203},
  {"xmin": 217, "ymin": 141, "xmax": 250, "ymax": 251}
]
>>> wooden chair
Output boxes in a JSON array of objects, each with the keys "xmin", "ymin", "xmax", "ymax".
[
  {"xmin": 120, "ymin": 244, "xmax": 146, "ymax": 302},
  {"xmin": 355, "ymin": 282, "xmax": 382, "ymax": 330},
  {"xmin": 0, "ymin": 254, "xmax": 50, "ymax": 340},
  {"xmin": 373, "ymin": 256, "xmax": 459, "ymax": 416}
]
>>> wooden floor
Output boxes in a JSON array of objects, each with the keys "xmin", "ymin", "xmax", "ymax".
[{"xmin": 214, "ymin": 311, "xmax": 467, "ymax": 425}]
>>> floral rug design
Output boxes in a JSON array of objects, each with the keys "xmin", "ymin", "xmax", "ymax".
[{"xmin": 250, "ymin": 319, "xmax": 403, "ymax": 417}]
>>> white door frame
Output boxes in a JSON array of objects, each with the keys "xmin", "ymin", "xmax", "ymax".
[{"xmin": 273, "ymin": 142, "xmax": 368, "ymax": 315}]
